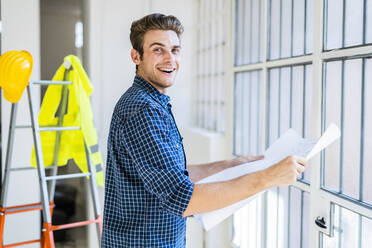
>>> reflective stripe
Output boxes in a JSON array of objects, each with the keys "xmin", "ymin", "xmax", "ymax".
[
  {"xmin": 95, "ymin": 163, "xmax": 103, "ymax": 172},
  {"xmin": 90, "ymin": 144, "xmax": 99, "ymax": 154}
]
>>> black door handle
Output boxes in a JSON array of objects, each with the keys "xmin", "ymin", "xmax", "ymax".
[{"xmin": 315, "ymin": 217, "xmax": 327, "ymax": 229}]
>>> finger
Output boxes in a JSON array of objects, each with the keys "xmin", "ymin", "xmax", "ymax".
[
  {"xmin": 295, "ymin": 163, "xmax": 305, "ymax": 173},
  {"xmin": 295, "ymin": 156, "xmax": 308, "ymax": 167}
]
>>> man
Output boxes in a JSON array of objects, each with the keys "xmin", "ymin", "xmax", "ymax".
[{"xmin": 102, "ymin": 13, "xmax": 307, "ymax": 248}]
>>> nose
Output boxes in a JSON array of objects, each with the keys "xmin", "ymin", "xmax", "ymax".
[{"xmin": 163, "ymin": 50, "xmax": 175, "ymax": 63}]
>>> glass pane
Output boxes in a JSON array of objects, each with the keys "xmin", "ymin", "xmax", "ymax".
[
  {"xmin": 288, "ymin": 188, "xmax": 302, "ymax": 248},
  {"xmin": 325, "ymin": 0, "xmax": 344, "ymax": 50},
  {"xmin": 303, "ymin": 64, "xmax": 313, "ymax": 181},
  {"xmin": 279, "ymin": 68, "xmax": 291, "ymax": 134},
  {"xmin": 323, "ymin": 205, "xmax": 372, "ymax": 248},
  {"xmin": 306, "ymin": 0, "xmax": 314, "ymax": 54},
  {"xmin": 266, "ymin": 188, "xmax": 280, "ymax": 247},
  {"xmin": 362, "ymin": 216, "xmax": 372, "ymax": 247},
  {"xmin": 361, "ymin": 59, "xmax": 372, "ymax": 205},
  {"xmin": 293, "ymin": 0, "xmax": 305, "ymax": 56},
  {"xmin": 344, "ymin": 0, "xmax": 364, "ymax": 47},
  {"xmin": 364, "ymin": 58, "xmax": 372, "ymax": 205},
  {"xmin": 281, "ymin": 0, "xmax": 292, "ymax": 58},
  {"xmin": 323, "ymin": 58, "xmax": 371, "ymax": 204},
  {"xmin": 342, "ymin": 59, "xmax": 362, "ymax": 199},
  {"xmin": 291, "ymin": 66, "xmax": 305, "ymax": 135},
  {"xmin": 269, "ymin": 0, "xmax": 281, "ymax": 60},
  {"xmin": 268, "ymin": 69, "xmax": 280, "ymax": 144},
  {"xmin": 235, "ymin": 0, "xmax": 263, "ymax": 65},
  {"xmin": 234, "ymin": 71, "xmax": 263, "ymax": 156},
  {"xmin": 302, "ymin": 192, "xmax": 310, "ymax": 248},
  {"xmin": 234, "ymin": 74, "xmax": 243, "ymax": 155},
  {"xmin": 325, "ymin": 0, "xmax": 371, "ymax": 50},
  {"xmin": 323, "ymin": 61, "xmax": 342, "ymax": 192},
  {"xmin": 232, "ymin": 195, "xmax": 263, "ymax": 248},
  {"xmin": 367, "ymin": 0, "xmax": 372, "ymax": 43},
  {"xmin": 265, "ymin": 188, "xmax": 309, "ymax": 248},
  {"xmin": 235, "ymin": 0, "xmax": 244, "ymax": 65},
  {"xmin": 269, "ymin": 0, "xmax": 312, "ymax": 59}
]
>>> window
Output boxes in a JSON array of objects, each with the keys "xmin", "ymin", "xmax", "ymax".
[
  {"xmin": 195, "ymin": 0, "xmax": 227, "ymax": 132},
  {"xmin": 226, "ymin": 0, "xmax": 372, "ymax": 247}
]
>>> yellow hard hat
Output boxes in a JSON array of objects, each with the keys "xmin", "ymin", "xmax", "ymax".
[{"xmin": 0, "ymin": 50, "xmax": 33, "ymax": 103}]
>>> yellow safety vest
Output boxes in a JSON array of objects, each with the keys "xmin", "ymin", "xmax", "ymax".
[{"xmin": 31, "ymin": 55, "xmax": 104, "ymax": 186}]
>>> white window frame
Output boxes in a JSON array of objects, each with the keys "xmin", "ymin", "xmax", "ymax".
[{"xmin": 224, "ymin": 0, "xmax": 372, "ymax": 247}]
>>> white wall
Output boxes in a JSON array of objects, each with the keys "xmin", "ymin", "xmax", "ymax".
[{"xmin": 1, "ymin": 0, "xmax": 41, "ymax": 246}]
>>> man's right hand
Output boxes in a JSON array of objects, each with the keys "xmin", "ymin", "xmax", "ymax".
[{"xmin": 263, "ymin": 155, "xmax": 308, "ymax": 187}]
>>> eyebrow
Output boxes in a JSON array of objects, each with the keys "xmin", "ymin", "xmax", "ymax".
[{"xmin": 149, "ymin": 42, "xmax": 181, "ymax": 49}]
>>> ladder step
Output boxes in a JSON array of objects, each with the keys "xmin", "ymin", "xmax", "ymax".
[
  {"xmin": 39, "ymin": 126, "xmax": 80, "ymax": 131},
  {"xmin": 29, "ymin": 80, "xmax": 72, "ymax": 85},
  {"xmin": 45, "ymin": 172, "xmax": 91, "ymax": 181},
  {"xmin": 15, "ymin": 125, "xmax": 81, "ymax": 131},
  {"xmin": 51, "ymin": 217, "xmax": 101, "ymax": 231},
  {"xmin": 1, "ymin": 202, "xmax": 44, "ymax": 215},
  {"xmin": 9, "ymin": 166, "xmax": 56, "ymax": 171},
  {"xmin": 3, "ymin": 238, "xmax": 41, "ymax": 248}
]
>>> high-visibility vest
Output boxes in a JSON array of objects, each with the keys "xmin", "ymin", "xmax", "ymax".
[{"xmin": 31, "ymin": 55, "xmax": 104, "ymax": 186}]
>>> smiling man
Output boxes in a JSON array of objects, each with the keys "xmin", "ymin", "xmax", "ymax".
[{"xmin": 102, "ymin": 13, "xmax": 307, "ymax": 248}]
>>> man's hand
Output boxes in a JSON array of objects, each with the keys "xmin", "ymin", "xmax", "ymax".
[{"xmin": 263, "ymin": 155, "xmax": 307, "ymax": 187}]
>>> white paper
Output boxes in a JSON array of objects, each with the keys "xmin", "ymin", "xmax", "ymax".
[{"xmin": 193, "ymin": 123, "xmax": 341, "ymax": 231}]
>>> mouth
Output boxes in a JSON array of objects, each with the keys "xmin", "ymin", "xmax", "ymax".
[{"xmin": 157, "ymin": 67, "xmax": 176, "ymax": 75}]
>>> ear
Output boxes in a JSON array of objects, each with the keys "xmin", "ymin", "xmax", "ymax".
[{"xmin": 131, "ymin": 49, "xmax": 141, "ymax": 65}]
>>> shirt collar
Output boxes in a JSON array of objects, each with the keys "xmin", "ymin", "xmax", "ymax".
[{"xmin": 133, "ymin": 75, "xmax": 171, "ymax": 109}]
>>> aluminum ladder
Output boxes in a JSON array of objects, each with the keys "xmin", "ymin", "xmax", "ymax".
[{"xmin": 0, "ymin": 63, "xmax": 102, "ymax": 248}]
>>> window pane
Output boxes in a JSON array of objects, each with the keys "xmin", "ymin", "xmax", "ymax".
[
  {"xmin": 268, "ymin": 68, "xmax": 280, "ymax": 144},
  {"xmin": 323, "ymin": 58, "xmax": 371, "ymax": 205},
  {"xmin": 363, "ymin": 58, "xmax": 372, "ymax": 205},
  {"xmin": 344, "ymin": 0, "xmax": 364, "ymax": 47},
  {"xmin": 281, "ymin": 0, "xmax": 292, "ymax": 58},
  {"xmin": 269, "ymin": 0, "xmax": 281, "ymax": 60},
  {"xmin": 293, "ymin": 0, "xmax": 305, "ymax": 56},
  {"xmin": 323, "ymin": 61, "xmax": 342, "ymax": 192},
  {"xmin": 232, "ymin": 195, "xmax": 263, "ymax": 248},
  {"xmin": 234, "ymin": 71, "xmax": 263, "ymax": 156},
  {"xmin": 235, "ymin": 0, "xmax": 263, "ymax": 65},
  {"xmin": 325, "ymin": 0, "xmax": 344, "ymax": 50},
  {"xmin": 325, "ymin": 0, "xmax": 371, "ymax": 50},
  {"xmin": 306, "ymin": 0, "xmax": 314, "ymax": 54},
  {"xmin": 367, "ymin": 0, "xmax": 372, "ymax": 43},
  {"xmin": 342, "ymin": 59, "xmax": 362, "ymax": 199},
  {"xmin": 265, "ymin": 188, "xmax": 309, "ymax": 248},
  {"xmin": 269, "ymin": 0, "xmax": 313, "ymax": 60},
  {"xmin": 323, "ymin": 205, "xmax": 372, "ymax": 248}
]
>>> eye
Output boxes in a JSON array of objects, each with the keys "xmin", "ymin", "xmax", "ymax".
[
  {"xmin": 153, "ymin": 47, "xmax": 162, "ymax": 53},
  {"xmin": 172, "ymin": 48, "xmax": 180, "ymax": 54}
]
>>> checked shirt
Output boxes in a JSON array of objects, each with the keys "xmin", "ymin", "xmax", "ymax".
[{"xmin": 102, "ymin": 75, "xmax": 194, "ymax": 247}]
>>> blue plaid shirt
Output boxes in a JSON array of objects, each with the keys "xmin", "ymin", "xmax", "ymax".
[{"xmin": 102, "ymin": 76, "xmax": 194, "ymax": 247}]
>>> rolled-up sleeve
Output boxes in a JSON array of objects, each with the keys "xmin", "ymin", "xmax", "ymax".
[{"xmin": 121, "ymin": 104, "xmax": 193, "ymax": 217}]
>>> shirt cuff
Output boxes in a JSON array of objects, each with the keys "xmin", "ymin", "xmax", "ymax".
[{"xmin": 159, "ymin": 176, "xmax": 194, "ymax": 217}]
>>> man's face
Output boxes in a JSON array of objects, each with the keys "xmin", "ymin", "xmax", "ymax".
[{"xmin": 132, "ymin": 30, "xmax": 181, "ymax": 93}]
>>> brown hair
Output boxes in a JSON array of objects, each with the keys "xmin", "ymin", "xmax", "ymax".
[{"xmin": 130, "ymin": 13, "xmax": 184, "ymax": 69}]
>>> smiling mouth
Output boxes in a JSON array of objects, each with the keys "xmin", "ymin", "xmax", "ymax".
[{"xmin": 158, "ymin": 68, "xmax": 176, "ymax": 74}]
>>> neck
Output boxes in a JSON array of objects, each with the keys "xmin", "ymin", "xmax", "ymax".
[{"xmin": 136, "ymin": 72, "xmax": 167, "ymax": 94}]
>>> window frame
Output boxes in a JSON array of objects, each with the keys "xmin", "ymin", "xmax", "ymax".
[{"xmin": 226, "ymin": 0, "xmax": 372, "ymax": 247}]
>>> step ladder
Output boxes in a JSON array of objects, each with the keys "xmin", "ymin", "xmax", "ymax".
[{"xmin": 0, "ymin": 64, "xmax": 102, "ymax": 248}]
